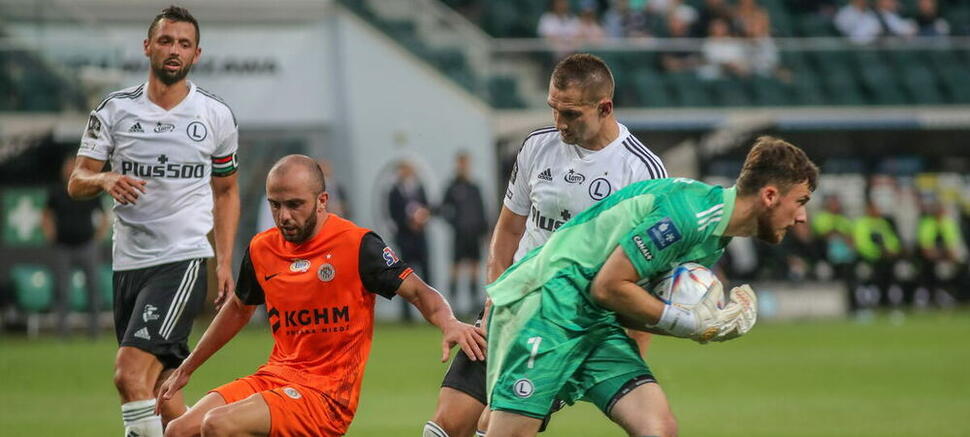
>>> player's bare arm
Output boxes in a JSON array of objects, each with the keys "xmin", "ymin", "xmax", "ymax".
[
  {"xmin": 590, "ymin": 246, "xmax": 668, "ymax": 326},
  {"xmin": 68, "ymin": 155, "xmax": 146, "ymax": 203},
  {"xmin": 396, "ymin": 274, "xmax": 487, "ymax": 362},
  {"xmin": 155, "ymin": 293, "xmax": 256, "ymax": 413},
  {"xmin": 592, "ymin": 246, "xmax": 758, "ymax": 343},
  {"xmin": 485, "ymin": 206, "xmax": 528, "ymax": 283},
  {"xmin": 211, "ymin": 172, "xmax": 240, "ymax": 308},
  {"xmin": 481, "ymin": 206, "xmax": 528, "ymax": 328}
]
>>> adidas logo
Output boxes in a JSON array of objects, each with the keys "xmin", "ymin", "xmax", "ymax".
[
  {"xmin": 537, "ymin": 168, "xmax": 553, "ymax": 182},
  {"xmin": 134, "ymin": 327, "xmax": 151, "ymax": 340},
  {"xmin": 128, "ymin": 122, "xmax": 143, "ymax": 133}
]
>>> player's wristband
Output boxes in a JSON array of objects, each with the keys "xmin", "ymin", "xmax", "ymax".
[{"xmin": 652, "ymin": 304, "xmax": 697, "ymax": 338}]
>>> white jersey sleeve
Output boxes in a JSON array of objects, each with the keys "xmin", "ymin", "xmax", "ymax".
[
  {"xmin": 78, "ymin": 105, "xmax": 119, "ymax": 161},
  {"xmin": 200, "ymin": 88, "xmax": 239, "ymax": 177},
  {"xmin": 504, "ymin": 127, "xmax": 557, "ymax": 216}
]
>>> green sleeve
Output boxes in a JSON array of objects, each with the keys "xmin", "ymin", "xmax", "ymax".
[
  {"xmin": 619, "ymin": 212, "xmax": 690, "ymax": 282},
  {"xmin": 854, "ymin": 218, "xmax": 880, "ymax": 261}
]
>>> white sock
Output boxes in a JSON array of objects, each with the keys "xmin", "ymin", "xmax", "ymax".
[
  {"xmin": 423, "ymin": 420, "xmax": 450, "ymax": 437},
  {"xmin": 121, "ymin": 399, "xmax": 163, "ymax": 437},
  {"xmin": 476, "ymin": 431, "xmax": 487, "ymax": 437}
]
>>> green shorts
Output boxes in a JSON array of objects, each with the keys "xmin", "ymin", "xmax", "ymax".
[{"xmin": 486, "ymin": 292, "xmax": 654, "ymax": 419}]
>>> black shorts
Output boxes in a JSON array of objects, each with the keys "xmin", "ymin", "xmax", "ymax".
[
  {"xmin": 453, "ymin": 237, "xmax": 482, "ymax": 262},
  {"xmin": 112, "ymin": 258, "xmax": 207, "ymax": 369},
  {"xmin": 441, "ymin": 342, "xmax": 488, "ymax": 404}
]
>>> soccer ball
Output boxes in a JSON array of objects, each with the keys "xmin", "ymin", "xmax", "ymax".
[{"xmin": 641, "ymin": 262, "xmax": 721, "ymax": 307}]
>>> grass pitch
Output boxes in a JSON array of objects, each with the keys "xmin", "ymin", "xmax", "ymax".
[{"xmin": 1, "ymin": 311, "xmax": 969, "ymax": 436}]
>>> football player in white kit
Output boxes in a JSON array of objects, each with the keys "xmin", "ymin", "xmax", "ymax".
[
  {"xmin": 67, "ymin": 6, "xmax": 239, "ymax": 437},
  {"xmin": 425, "ymin": 53, "xmax": 667, "ymax": 437}
]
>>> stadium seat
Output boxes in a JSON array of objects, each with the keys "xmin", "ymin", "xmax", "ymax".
[
  {"xmin": 487, "ymin": 75, "xmax": 526, "ymax": 108},
  {"xmin": 101, "ymin": 264, "xmax": 113, "ymax": 310},
  {"xmin": 858, "ymin": 65, "xmax": 908, "ymax": 105},
  {"xmin": 898, "ymin": 64, "xmax": 945, "ymax": 105},
  {"xmin": 632, "ymin": 71, "xmax": 673, "ymax": 107},
  {"xmin": 10, "ymin": 264, "xmax": 54, "ymax": 312},
  {"xmin": 667, "ymin": 72, "xmax": 711, "ymax": 107},
  {"xmin": 750, "ymin": 76, "xmax": 791, "ymax": 106},
  {"xmin": 69, "ymin": 269, "xmax": 88, "ymax": 312},
  {"xmin": 708, "ymin": 78, "xmax": 753, "ymax": 107},
  {"xmin": 790, "ymin": 73, "xmax": 826, "ymax": 106}
]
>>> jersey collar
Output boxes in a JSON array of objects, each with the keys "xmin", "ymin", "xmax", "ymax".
[{"xmin": 712, "ymin": 186, "xmax": 736, "ymax": 237}]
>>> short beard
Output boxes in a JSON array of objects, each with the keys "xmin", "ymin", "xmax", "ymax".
[
  {"xmin": 755, "ymin": 205, "xmax": 783, "ymax": 244},
  {"xmin": 282, "ymin": 202, "xmax": 319, "ymax": 244},
  {"xmin": 152, "ymin": 61, "xmax": 193, "ymax": 86}
]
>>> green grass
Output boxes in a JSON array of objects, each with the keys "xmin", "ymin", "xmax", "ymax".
[{"xmin": 2, "ymin": 312, "xmax": 969, "ymax": 436}]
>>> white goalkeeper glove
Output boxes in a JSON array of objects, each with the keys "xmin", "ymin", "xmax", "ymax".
[
  {"xmin": 648, "ymin": 282, "xmax": 758, "ymax": 343},
  {"xmin": 710, "ymin": 284, "xmax": 758, "ymax": 342}
]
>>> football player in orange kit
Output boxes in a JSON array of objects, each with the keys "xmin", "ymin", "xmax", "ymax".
[{"xmin": 159, "ymin": 155, "xmax": 486, "ymax": 437}]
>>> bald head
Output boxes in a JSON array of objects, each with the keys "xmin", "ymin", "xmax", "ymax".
[{"xmin": 267, "ymin": 154, "xmax": 326, "ymax": 194}]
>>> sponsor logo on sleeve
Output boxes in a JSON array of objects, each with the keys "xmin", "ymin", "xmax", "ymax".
[
  {"xmin": 85, "ymin": 115, "xmax": 102, "ymax": 139},
  {"xmin": 647, "ymin": 218, "xmax": 681, "ymax": 250},
  {"xmin": 632, "ymin": 235, "xmax": 654, "ymax": 261},
  {"xmin": 382, "ymin": 246, "xmax": 400, "ymax": 266}
]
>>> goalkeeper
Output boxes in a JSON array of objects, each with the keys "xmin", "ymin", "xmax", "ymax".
[{"xmin": 484, "ymin": 136, "xmax": 819, "ymax": 437}]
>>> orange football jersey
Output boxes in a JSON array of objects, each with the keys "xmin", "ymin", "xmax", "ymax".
[{"xmin": 235, "ymin": 214, "xmax": 412, "ymax": 422}]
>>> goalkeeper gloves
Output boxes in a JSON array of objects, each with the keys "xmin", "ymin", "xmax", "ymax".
[{"xmin": 648, "ymin": 282, "xmax": 758, "ymax": 343}]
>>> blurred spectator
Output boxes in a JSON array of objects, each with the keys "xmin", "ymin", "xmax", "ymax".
[
  {"xmin": 387, "ymin": 160, "xmax": 431, "ymax": 322},
  {"xmin": 700, "ymin": 18, "xmax": 749, "ymax": 79},
  {"xmin": 790, "ymin": 0, "xmax": 839, "ymax": 17},
  {"xmin": 438, "ymin": 152, "xmax": 488, "ymax": 316},
  {"xmin": 835, "ymin": 0, "xmax": 882, "ymax": 44},
  {"xmin": 645, "ymin": 0, "xmax": 697, "ymax": 28},
  {"xmin": 744, "ymin": 13, "xmax": 781, "ymax": 78},
  {"xmin": 917, "ymin": 196, "xmax": 964, "ymax": 264},
  {"xmin": 914, "ymin": 0, "xmax": 950, "ymax": 37},
  {"xmin": 733, "ymin": 0, "xmax": 769, "ymax": 36},
  {"xmin": 873, "ymin": 0, "xmax": 917, "ymax": 38},
  {"xmin": 693, "ymin": 0, "xmax": 734, "ymax": 37},
  {"xmin": 538, "ymin": 0, "xmax": 581, "ymax": 58},
  {"xmin": 916, "ymin": 195, "xmax": 965, "ymax": 304},
  {"xmin": 853, "ymin": 198, "xmax": 902, "ymax": 308},
  {"xmin": 659, "ymin": 13, "xmax": 701, "ymax": 72},
  {"xmin": 783, "ymin": 223, "xmax": 821, "ymax": 281},
  {"xmin": 813, "ymin": 194, "xmax": 857, "ymax": 279},
  {"xmin": 576, "ymin": 1, "xmax": 607, "ymax": 43},
  {"xmin": 42, "ymin": 155, "xmax": 109, "ymax": 338},
  {"xmin": 602, "ymin": 0, "xmax": 649, "ymax": 38}
]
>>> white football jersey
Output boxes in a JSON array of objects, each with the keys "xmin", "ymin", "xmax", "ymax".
[
  {"xmin": 504, "ymin": 123, "xmax": 666, "ymax": 261},
  {"xmin": 78, "ymin": 82, "xmax": 239, "ymax": 271}
]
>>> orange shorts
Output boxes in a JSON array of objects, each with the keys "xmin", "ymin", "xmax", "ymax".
[{"xmin": 211, "ymin": 370, "xmax": 350, "ymax": 437}]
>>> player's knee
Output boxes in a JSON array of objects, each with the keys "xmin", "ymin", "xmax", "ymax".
[
  {"xmin": 200, "ymin": 408, "xmax": 235, "ymax": 437},
  {"xmin": 654, "ymin": 414, "xmax": 678, "ymax": 437},
  {"xmin": 163, "ymin": 415, "xmax": 196, "ymax": 437},
  {"xmin": 113, "ymin": 366, "xmax": 149, "ymax": 396}
]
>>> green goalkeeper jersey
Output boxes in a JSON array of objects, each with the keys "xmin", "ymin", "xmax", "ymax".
[{"xmin": 486, "ymin": 177, "xmax": 736, "ymax": 329}]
